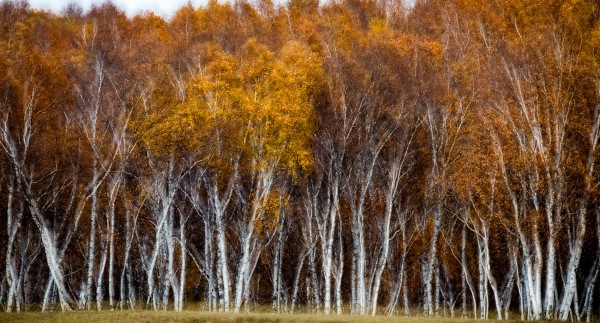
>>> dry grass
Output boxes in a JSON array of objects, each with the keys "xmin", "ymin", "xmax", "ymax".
[{"xmin": 0, "ymin": 309, "xmax": 562, "ymax": 323}]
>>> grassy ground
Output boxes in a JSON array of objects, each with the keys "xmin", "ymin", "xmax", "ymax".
[{"xmin": 0, "ymin": 310, "xmax": 562, "ymax": 323}]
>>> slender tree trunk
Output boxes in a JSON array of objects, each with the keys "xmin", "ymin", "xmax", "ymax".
[
  {"xmin": 558, "ymin": 206, "xmax": 590, "ymax": 320},
  {"xmin": 434, "ymin": 259, "xmax": 440, "ymax": 317},
  {"xmin": 179, "ymin": 209, "xmax": 186, "ymax": 312},
  {"xmin": 387, "ymin": 212, "xmax": 409, "ymax": 316},
  {"xmin": 25, "ymin": 184, "xmax": 72, "ymax": 311},
  {"xmin": 424, "ymin": 203, "xmax": 441, "ymax": 316},
  {"xmin": 474, "ymin": 222, "xmax": 502, "ymax": 320},
  {"xmin": 41, "ymin": 279, "xmax": 54, "ymax": 312},
  {"xmin": 144, "ymin": 160, "xmax": 177, "ymax": 310},
  {"xmin": 107, "ymin": 176, "xmax": 120, "ymax": 310},
  {"xmin": 290, "ymin": 246, "xmax": 308, "ymax": 313},
  {"xmin": 371, "ymin": 161, "xmax": 401, "ymax": 315},
  {"xmin": 204, "ymin": 219, "xmax": 215, "ymax": 311},
  {"xmin": 272, "ymin": 211, "xmax": 286, "ymax": 313},
  {"xmin": 544, "ymin": 210, "xmax": 556, "ymax": 319},
  {"xmin": 558, "ymin": 108, "xmax": 599, "ymax": 319},
  {"xmin": 334, "ymin": 222, "xmax": 344, "ymax": 315},
  {"xmin": 216, "ymin": 216, "xmax": 230, "ymax": 311},
  {"xmin": 322, "ymin": 173, "xmax": 339, "ymax": 315},
  {"xmin": 5, "ymin": 175, "xmax": 22, "ymax": 313},
  {"xmin": 309, "ymin": 236, "xmax": 320, "ymax": 310},
  {"xmin": 234, "ymin": 227, "xmax": 253, "ymax": 312},
  {"xmin": 96, "ymin": 234, "xmax": 108, "ymax": 310},
  {"xmin": 502, "ymin": 247, "xmax": 516, "ymax": 320},
  {"xmin": 86, "ymin": 165, "xmax": 98, "ymax": 310},
  {"xmin": 461, "ymin": 221, "xmax": 467, "ymax": 318},
  {"xmin": 119, "ymin": 209, "xmax": 130, "ymax": 310},
  {"xmin": 402, "ymin": 268, "xmax": 410, "ymax": 316}
]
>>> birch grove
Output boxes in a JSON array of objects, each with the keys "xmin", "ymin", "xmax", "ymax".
[{"xmin": 0, "ymin": 0, "xmax": 599, "ymax": 320}]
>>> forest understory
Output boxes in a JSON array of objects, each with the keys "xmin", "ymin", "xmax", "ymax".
[{"xmin": 1, "ymin": 0, "xmax": 600, "ymax": 321}]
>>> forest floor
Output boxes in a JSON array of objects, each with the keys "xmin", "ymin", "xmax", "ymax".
[{"xmin": 0, "ymin": 310, "xmax": 566, "ymax": 323}]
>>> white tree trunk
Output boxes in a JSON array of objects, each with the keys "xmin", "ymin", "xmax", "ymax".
[
  {"xmin": 334, "ymin": 222, "xmax": 344, "ymax": 315},
  {"xmin": 234, "ymin": 228, "xmax": 253, "ymax": 312},
  {"xmin": 216, "ymin": 216, "xmax": 230, "ymax": 311},
  {"xmin": 558, "ymin": 102, "xmax": 599, "ymax": 320},
  {"xmin": 558, "ymin": 207, "xmax": 587, "ymax": 320},
  {"xmin": 290, "ymin": 246, "xmax": 308, "ymax": 313},
  {"xmin": 4, "ymin": 175, "xmax": 22, "ymax": 312},
  {"xmin": 96, "ymin": 235, "xmax": 108, "ymax": 310},
  {"xmin": 107, "ymin": 174, "xmax": 120, "ymax": 310},
  {"xmin": 204, "ymin": 219, "xmax": 216, "ymax": 311},
  {"xmin": 179, "ymin": 211, "xmax": 186, "ymax": 312},
  {"xmin": 544, "ymin": 210, "xmax": 556, "ymax": 319},
  {"xmin": 481, "ymin": 229, "xmax": 502, "ymax": 319},
  {"xmin": 85, "ymin": 169, "xmax": 98, "ymax": 310},
  {"xmin": 371, "ymin": 157, "xmax": 402, "ymax": 315},
  {"xmin": 143, "ymin": 159, "xmax": 177, "ymax": 310},
  {"xmin": 272, "ymin": 207, "xmax": 287, "ymax": 313},
  {"xmin": 424, "ymin": 204, "xmax": 441, "ymax": 316},
  {"xmin": 322, "ymin": 175, "xmax": 339, "ymax": 315}
]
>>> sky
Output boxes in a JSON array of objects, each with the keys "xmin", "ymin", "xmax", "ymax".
[
  {"xmin": 26, "ymin": 0, "xmax": 416, "ymax": 19},
  {"xmin": 26, "ymin": 0, "xmax": 209, "ymax": 18}
]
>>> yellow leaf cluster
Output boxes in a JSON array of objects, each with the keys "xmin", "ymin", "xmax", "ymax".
[{"xmin": 137, "ymin": 39, "xmax": 323, "ymax": 175}]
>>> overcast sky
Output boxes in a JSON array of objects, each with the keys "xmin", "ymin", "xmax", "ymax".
[
  {"xmin": 27, "ymin": 0, "xmax": 415, "ymax": 18},
  {"xmin": 27, "ymin": 0, "xmax": 209, "ymax": 18}
]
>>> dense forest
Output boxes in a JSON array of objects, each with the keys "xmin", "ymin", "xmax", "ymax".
[{"xmin": 0, "ymin": 0, "xmax": 599, "ymax": 320}]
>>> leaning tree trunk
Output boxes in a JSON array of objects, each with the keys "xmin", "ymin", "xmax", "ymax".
[{"xmin": 371, "ymin": 157, "xmax": 402, "ymax": 315}]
